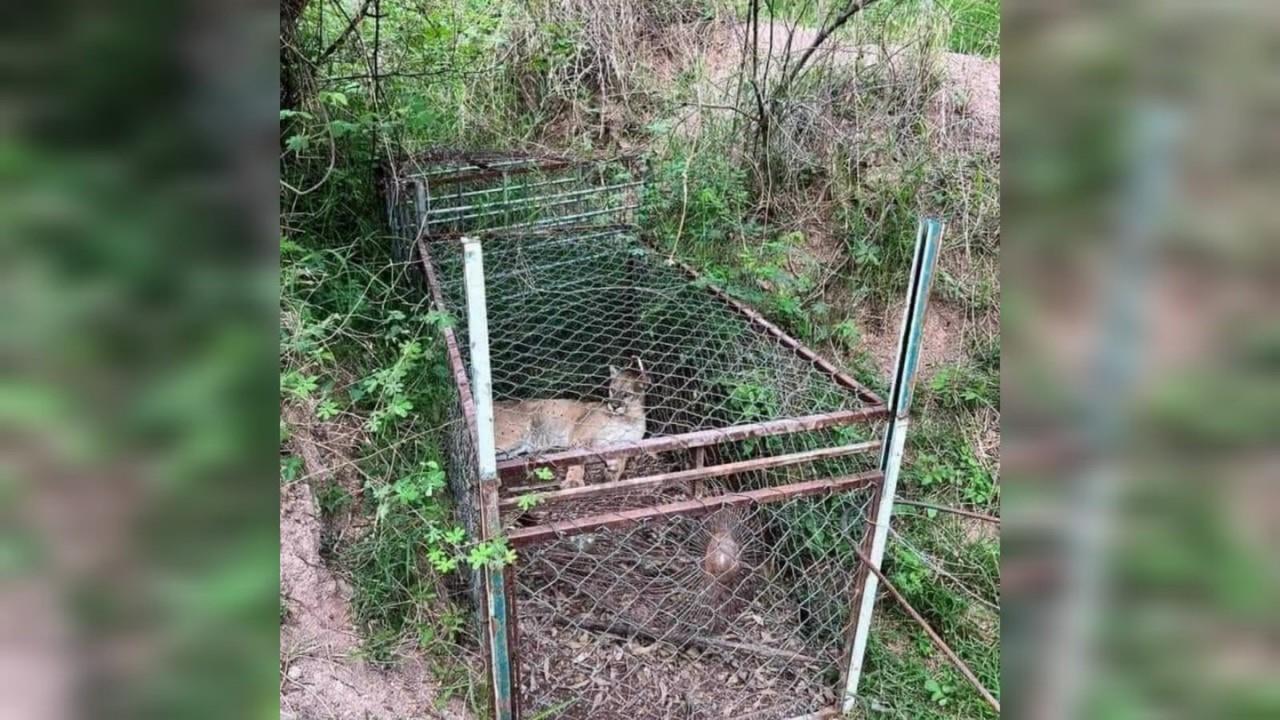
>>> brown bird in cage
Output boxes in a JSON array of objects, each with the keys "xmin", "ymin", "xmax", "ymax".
[{"xmin": 701, "ymin": 508, "xmax": 747, "ymax": 627}]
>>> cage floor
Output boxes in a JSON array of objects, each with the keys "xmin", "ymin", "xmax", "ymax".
[
  {"xmin": 512, "ymin": 494, "xmax": 871, "ymax": 720},
  {"xmin": 516, "ymin": 610, "xmax": 840, "ymax": 720}
]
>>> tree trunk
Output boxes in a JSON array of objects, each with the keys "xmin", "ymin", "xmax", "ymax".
[{"xmin": 280, "ymin": 0, "xmax": 311, "ymax": 111}]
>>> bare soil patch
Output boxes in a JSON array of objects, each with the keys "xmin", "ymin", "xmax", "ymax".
[
  {"xmin": 857, "ymin": 299, "xmax": 967, "ymax": 381},
  {"xmin": 280, "ymin": 479, "xmax": 471, "ymax": 720},
  {"xmin": 929, "ymin": 53, "xmax": 1000, "ymax": 152}
]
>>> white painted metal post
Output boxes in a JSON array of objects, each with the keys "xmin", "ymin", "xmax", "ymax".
[
  {"xmin": 842, "ymin": 219, "xmax": 944, "ymax": 713},
  {"xmin": 462, "ymin": 237, "xmax": 515, "ymax": 720}
]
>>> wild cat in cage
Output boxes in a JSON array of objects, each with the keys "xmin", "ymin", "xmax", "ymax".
[{"xmin": 493, "ymin": 359, "xmax": 648, "ymax": 486}]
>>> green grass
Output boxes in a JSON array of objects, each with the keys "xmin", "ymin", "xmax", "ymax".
[
  {"xmin": 937, "ymin": 0, "xmax": 1000, "ymax": 57},
  {"xmin": 281, "ymin": 0, "xmax": 1000, "ymax": 716}
]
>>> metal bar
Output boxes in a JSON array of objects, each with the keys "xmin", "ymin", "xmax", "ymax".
[
  {"xmin": 414, "ymin": 179, "xmax": 427, "ymax": 232},
  {"xmin": 506, "ymin": 470, "xmax": 881, "ymax": 547},
  {"xmin": 660, "ymin": 252, "xmax": 884, "ymax": 406},
  {"xmin": 431, "ymin": 223, "xmax": 636, "ymax": 244},
  {"xmin": 499, "ymin": 440, "xmax": 880, "ymax": 509},
  {"xmin": 841, "ymin": 218, "xmax": 943, "ymax": 713},
  {"xmin": 411, "ymin": 159, "xmax": 575, "ymax": 186},
  {"xmin": 425, "ymin": 180, "xmax": 643, "ymax": 219},
  {"xmin": 499, "ymin": 203, "xmax": 641, "ymax": 231},
  {"xmin": 417, "ymin": 238, "xmax": 479, "ymax": 446},
  {"xmin": 503, "ymin": 564, "xmax": 522, "ymax": 720},
  {"xmin": 495, "ymin": 407, "xmax": 887, "ymax": 480},
  {"xmin": 462, "ymin": 238, "xmax": 514, "ymax": 720},
  {"xmin": 426, "ymin": 175, "xmax": 578, "ymax": 204},
  {"xmin": 851, "ymin": 543, "xmax": 1001, "ymax": 714},
  {"xmin": 895, "ymin": 499, "xmax": 1000, "ymax": 524}
]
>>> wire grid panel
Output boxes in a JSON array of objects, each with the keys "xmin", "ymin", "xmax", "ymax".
[
  {"xmin": 440, "ymin": 376, "xmax": 488, "ymax": 628},
  {"xmin": 512, "ymin": 487, "xmax": 878, "ymax": 720},
  {"xmin": 424, "ymin": 229, "xmax": 878, "ymax": 449},
  {"xmin": 391, "ymin": 154, "xmax": 892, "ymax": 717}
]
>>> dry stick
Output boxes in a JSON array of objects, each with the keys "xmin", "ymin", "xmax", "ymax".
[
  {"xmin": 895, "ymin": 499, "xmax": 1001, "ymax": 525},
  {"xmin": 851, "ymin": 545, "xmax": 1002, "ymax": 714},
  {"xmin": 316, "ymin": 0, "xmax": 375, "ymax": 65},
  {"xmin": 778, "ymin": 0, "xmax": 883, "ymax": 99},
  {"xmin": 669, "ymin": 86, "xmax": 701, "ymax": 261},
  {"xmin": 556, "ymin": 616, "xmax": 820, "ymax": 664}
]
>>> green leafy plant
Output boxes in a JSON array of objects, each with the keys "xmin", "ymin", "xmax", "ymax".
[
  {"xmin": 925, "ymin": 675, "xmax": 957, "ymax": 707},
  {"xmin": 516, "ymin": 493, "xmax": 544, "ymax": 512}
]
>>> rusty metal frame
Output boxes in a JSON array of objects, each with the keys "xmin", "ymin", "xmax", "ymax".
[
  {"xmin": 499, "ymin": 440, "xmax": 880, "ymax": 510},
  {"xmin": 389, "ymin": 155, "xmax": 933, "ymax": 720},
  {"xmin": 506, "ymin": 469, "xmax": 883, "ymax": 548}
]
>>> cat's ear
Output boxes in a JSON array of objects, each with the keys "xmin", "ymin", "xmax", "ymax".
[{"xmin": 609, "ymin": 365, "xmax": 621, "ymax": 379}]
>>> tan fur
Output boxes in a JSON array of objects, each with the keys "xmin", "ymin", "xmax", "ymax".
[
  {"xmin": 702, "ymin": 509, "xmax": 745, "ymax": 624},
  {"xmin": 493, "ymin": 364, "xmax": 647, "ymax": 482}
]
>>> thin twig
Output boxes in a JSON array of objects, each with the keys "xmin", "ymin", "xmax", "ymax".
[
  {"xmin": 779, "ymin": 0, "xmax": 883, "ymax": 99},
  {"xmin": 895, "ymin": 499, "xmax": 1000, "ymax": 525},
  {"xmin": 851, "ymin": 546, "xmax": 1001, "ymax": 714},
  {"xmin": 315, "ymin": 0, "xmax": 375, "ymax": 65}
]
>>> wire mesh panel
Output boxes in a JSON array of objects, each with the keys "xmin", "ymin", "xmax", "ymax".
[
  {"xmin": 510, "ymin": 487, "xmax": 879, "ymax": 719},
  {"xmin": 426, "ymin": 229, "xmax": 880, "ymax": 443},
  {"xmin": 387, "ymin": 153, "xmax": 895, "ymax": 718}
]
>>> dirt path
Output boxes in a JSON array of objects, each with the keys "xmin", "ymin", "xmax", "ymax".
[{"xmin": 280, "ymin": 479, "xmax": 472, "ymax": 720}]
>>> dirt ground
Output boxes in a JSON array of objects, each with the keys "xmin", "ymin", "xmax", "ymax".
[
  {"xmin": 858, "ymin": 298, "xmax": 968, "ymax": 380},
  {"xmin": 280, "ymin": 398, "xmax": 472, "ymax": 720},
  {"xmin": 280, "ymin": 479, "xmax": 472, "ymax": 720}
]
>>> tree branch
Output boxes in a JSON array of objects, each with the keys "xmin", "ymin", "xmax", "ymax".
[
  {"xmin": 315, "ymin": 0, "xmax": 375, "ymax": 65},
  {"xmin": 779, "ymin": 0, "xmax": 882, "ymax": 97}
]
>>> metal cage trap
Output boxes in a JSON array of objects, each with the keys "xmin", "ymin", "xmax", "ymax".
[{"xmin": 384, "ymin": 151, "xmax": 943, "ymax": 719}]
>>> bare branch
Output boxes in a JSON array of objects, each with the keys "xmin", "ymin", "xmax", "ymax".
[
  {"xmin": 315, "ymin": 0, "xmax": 375, "ymax": 65},
  {"xmin": 853, "ymin": 544, "xmax": 1002, "ymax": 714},
  {"xmin": 780, "ymin": 0, "xmax": 883, "ymax": 97}
]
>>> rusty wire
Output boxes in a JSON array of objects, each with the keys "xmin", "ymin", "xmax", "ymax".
[{"xmin": 388, "ymin": 155, "xmax": 891, "ymax": 718}]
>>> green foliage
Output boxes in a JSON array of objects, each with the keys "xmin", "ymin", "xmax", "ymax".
[
  {"xmin": 911, "ymin": 443, "xmax": 997, "ymax": 508},
  {"xmin": 928, "ymin": 362, "xmax": 998, "ymax": 412},
  {"xmin": 937, "ymin": 0, "xmax": 1000, "ymax": 57},
  {"xmin": 315, "ymin": 481, "xmax": 351, "ymax": 517},
  {"xmin": 516, "ymin": 493, "xmax": 544, "ymax": 512},
  {"xmin": 642, "ymin": 136, "xmax": 752, "ymax": 251},
  {"xmin": 280, "ymin": 0, "xmax": 1001, "ymax": 714}
]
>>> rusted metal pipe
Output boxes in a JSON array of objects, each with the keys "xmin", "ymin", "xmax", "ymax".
[
  {"xmin": 506, "ymin": 470, "xmax": 881, "ymax": 547},
  {"xmin": 499, "ymin": 440, "xmax": 880, "ymax": 510},
  {"xmin": 495, "ymin": 407, "xmax": 887, "ymax": 480}
]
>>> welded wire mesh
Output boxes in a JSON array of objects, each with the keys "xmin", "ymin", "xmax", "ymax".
[
  {"xmin": 513, "ymin": 489, "xmax": 878, "ymax": 719},
  {"xmin": 387, "ymin": 153, "xmax": 890, "ymax": 718},
  {"xmin": 425, "ymin": 229, "xmax": 877, "ymax": 444}
]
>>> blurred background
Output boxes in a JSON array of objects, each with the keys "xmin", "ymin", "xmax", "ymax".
[
  {"xmin": 0, "ymin": 2, "xmax": 280, "ymax": 719},
  {"xmin": 0, "ymin": 1, "xmax": 1275, "ymax": 719},
  {"xmin": 1003, "ymin": 1, "xmax": 1280, "ymax": 718}
]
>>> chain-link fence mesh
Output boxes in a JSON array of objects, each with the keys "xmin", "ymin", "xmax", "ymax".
[
  {"xmin": 387, "ymin": 153, "xmax": 890, "ymax": 718},
  {"xmin": 512, "ymin": 488, "xmax": 878, "ymax": 719}
]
